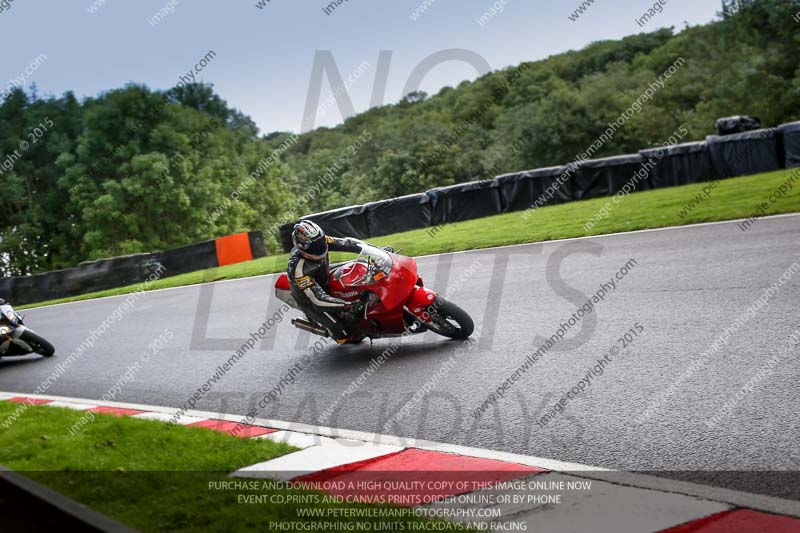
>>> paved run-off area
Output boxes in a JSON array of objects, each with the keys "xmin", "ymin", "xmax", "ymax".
[{"xmin": 1, "ymin": 215, "xmax": 798, "ymax": 500}]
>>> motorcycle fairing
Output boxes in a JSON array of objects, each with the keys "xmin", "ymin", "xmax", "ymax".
[
  {"xmin": 0, "ymin": 304, "xmax": 20, "ymax": 327},
  {"xmin": 405, "ymin": 285, "xmax": 439, "ymax": 323}
]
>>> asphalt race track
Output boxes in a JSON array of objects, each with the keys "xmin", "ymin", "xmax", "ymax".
[{"xmin": 2, "ymin": 215, "xmax": 799, "ymax": 499}]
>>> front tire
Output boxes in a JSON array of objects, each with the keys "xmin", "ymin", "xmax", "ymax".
[
  {"xmin": 425, "ymin": 298, "xmax": 474, "ymax": 340},
  {"xmin": 19, "ymin": 329, "xmax": 55, "ymax": 357}
]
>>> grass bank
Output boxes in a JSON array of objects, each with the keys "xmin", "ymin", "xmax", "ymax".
[
  {"xmin": 21, "ymin": 168, "xmax": 800, "ymax": 309},
  {"xmin": 0, "ymin": 401, "xmax": 471, "ymax": 532}
]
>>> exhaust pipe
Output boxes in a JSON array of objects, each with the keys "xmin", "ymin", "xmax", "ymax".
[{"xmin": 291, "ymin": 318, "xmax": 329, "ymax": 337}]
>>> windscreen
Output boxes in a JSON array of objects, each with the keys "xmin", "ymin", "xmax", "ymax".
[{"xmin": 345, "ymin": 244, "xmax": 393, "ymax": 286}]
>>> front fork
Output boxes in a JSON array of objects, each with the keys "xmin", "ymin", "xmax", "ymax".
[
  {"xmin": 10, "ymin": 325, "xmax": 26, "ymax": 340},
  {"xmin": 0, "ymin": 324, "xmax": 26, "ymax": 355},
  {"xmin": 0, "ymin": 323, "xmax": 23, "ymax": 339}
]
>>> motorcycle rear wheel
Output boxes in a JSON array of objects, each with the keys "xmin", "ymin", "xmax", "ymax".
[
  {"xmin": 425, "ymin": 298, "xmax": 474, "ymax": 340},
  {"xmin": 19, "ymin": 329, "xmax": 55, "ymax": 357}
]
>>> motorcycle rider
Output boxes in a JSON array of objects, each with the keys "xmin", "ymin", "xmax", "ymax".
[
  {"xmin": 0, "ymin": 298, "xmax": 21, "ymax": 356},
  {"xmin": 288, "ymin": 220, "xmax": 392, "ymax": 344},
  {"xmin": 0, "ymin": 298, "xmax": 14, "ymax": 354}
]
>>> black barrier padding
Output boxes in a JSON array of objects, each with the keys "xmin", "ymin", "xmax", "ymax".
[
  {"xmin": 278, "ymin": 222, "xmax": 295, "ymax": 253},
  {"xmin": 638, "ymin": 148, "xmax": 673, "ymax": 189},
  {"xmin": 153, "ymin": 240, "xmax": 218, "ymax": 278},
  {"xmin": 640, "ymin": 144, "xmax": 714, "ymax": 188},
  {"xmin": 537, "ymin": 164, "xmax": 575, "ymax": 205},
  {"xmin": 425, "ymin": 180, "xmax": 502, "ymax": 226},
  {"xmin": 665, "ymin": 141, "xmax": 716, "ymax": 184},
  {"xmin": 715, "ymin": 115, "xmax": 762, "ymax": 136},
  {"xmin": 75, "ymin": 254, "xmax": 151, "ymax": 294},
  {"xmin": 779, "ymin": 121, "xmax": 800, "ymax": 168},
  {"xmin": 303, "ymin": 204, "xmax": 370, "ymax": 239},
  {"xmin": 572, "ymin": 154, "xmax": 644, "ymax": 200},
  {"xmin": 11, "ymin": 269, "xmax": 68, "ymax": 306},
  {"xmin": 247, "ymin": 231, "xmax": 268, "ymax": 258},
  {"xmin": 6, "ymin": 239, "xmax": 224, "ymax": 305},
  {"xmin": 0, "ymin": 277, "xmax": 13, "ymax": 301},
  {"xmin": 5, "ymin": 234, "xmax": 262, "ymax": 305},
  {"xmin": 707, "ymin": 128, "xmax": 782, "ymax": 179},
  {"xmin": 494, "ymin": 166, "xmax": 571, "ymax": 213},
  {"xmin": 5, "ymin": 254, "xmax": 147, "ymax": 306},
  {"xmin": 364, "ymin": 193, "xmax": 431, "ymax": 237},
  {"xmin": 494, "ymin": 171, "xmax": 534, "ymax": 213}
]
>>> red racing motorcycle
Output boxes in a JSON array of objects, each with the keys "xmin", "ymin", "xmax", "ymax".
[{"xmin": 275, "ymin": 243, "xmax": 473, "ymax": 342}]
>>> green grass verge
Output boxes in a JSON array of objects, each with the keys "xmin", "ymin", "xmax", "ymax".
[
  {"xmin": 21, "ymin": 168, "xmax": 800, "ymax": 310},
  {"xmin": 0, "ymin": 402, "xmax": 473, "ymax": 532}
]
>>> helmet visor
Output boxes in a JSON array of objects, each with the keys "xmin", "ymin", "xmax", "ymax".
[{"xmin": 299, "ymin": 237, "xmax": 328, "ymax": 261}]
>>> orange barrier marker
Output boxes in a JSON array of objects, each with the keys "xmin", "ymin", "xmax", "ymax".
[{"xmin": 215, "ymin": 233, "xmax": 253, "ymax": 267}]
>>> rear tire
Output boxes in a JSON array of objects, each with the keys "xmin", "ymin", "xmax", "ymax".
[
  {"xmin": 19, "ymin": 329, "xmax": 55, "ymax": 357},
  {"xmin": 425, "ymin": 298, "xmax": 474, "ymax": 340}
]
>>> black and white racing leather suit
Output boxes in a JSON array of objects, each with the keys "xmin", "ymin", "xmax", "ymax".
[{"xmin": 287, "ymin": 236, "xmax": 362, "ymax": 339}]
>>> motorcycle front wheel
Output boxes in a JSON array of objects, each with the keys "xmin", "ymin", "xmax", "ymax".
[
  {"xmin": 19, "ymin": 329, "xmax": 55, "ymax": 357},
  {"xmin": 425, "ymin": 298, "xmax": 474, "ymax": 340}
]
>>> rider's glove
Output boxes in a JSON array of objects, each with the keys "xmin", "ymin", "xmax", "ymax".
[{"xmin": 382, "ymin": 246, "xmax": 394, "ymax": 253}]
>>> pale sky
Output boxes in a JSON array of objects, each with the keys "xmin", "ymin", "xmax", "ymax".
[{"xmin": 0, "ymin": 0, "xmax": 723, "ymax": 135}]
